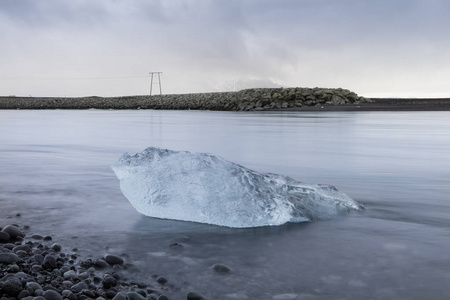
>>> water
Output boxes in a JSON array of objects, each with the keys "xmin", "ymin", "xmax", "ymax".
[{"xmin": 1, "ymin": 110, "xmax": 449, "ymax": 299}]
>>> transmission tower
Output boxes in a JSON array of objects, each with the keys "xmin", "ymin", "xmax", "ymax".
[{"xmin": 149, "ymin": 72, "xmax": 162, "ymax": 95}]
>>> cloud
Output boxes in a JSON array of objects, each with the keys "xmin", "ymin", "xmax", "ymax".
[{"xmin": 1, "ymin": 0, "xmax": 450, "ymax": 97}]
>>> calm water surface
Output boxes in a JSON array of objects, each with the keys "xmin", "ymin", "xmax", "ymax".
[{"xmin": 1, "ymin": 110, "xmax": 450, "ymax": 300}]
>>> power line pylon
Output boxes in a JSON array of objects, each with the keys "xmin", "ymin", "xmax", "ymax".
[{"xmin": 149, "ymin": 72, "xmax": 162, "ymax": 96}]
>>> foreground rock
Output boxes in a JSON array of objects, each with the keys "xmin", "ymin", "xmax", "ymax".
[
  {"xmin": 0, "ymin": 87, "xmax": 367, "ymax": 111},
  {"xmin": 0, "ymin": 224, "xmax": 176, "ymax": 300}
]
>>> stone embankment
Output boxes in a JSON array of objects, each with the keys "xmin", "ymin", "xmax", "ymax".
[{"xmin": 0, "ymin": 87, "xmax": 366, "ymax": 111}]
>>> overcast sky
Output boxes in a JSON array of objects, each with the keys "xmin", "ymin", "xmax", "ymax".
[{"xmin": 1, "ymin": 0, "xmax": 449, "ymax": 97}]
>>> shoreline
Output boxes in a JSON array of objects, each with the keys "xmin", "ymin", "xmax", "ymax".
[
  {"xmin": 1, "ymin": 89, "xmax": 450, "ymax": 111},
  {"xmin": 278, "ymin": 98, "xmax": 450, "ymax": 111}
]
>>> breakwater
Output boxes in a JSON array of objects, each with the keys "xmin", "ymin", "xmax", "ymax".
[{"xmin": 0, "ymin": 87, "xmax": 366, "ymax": 110}]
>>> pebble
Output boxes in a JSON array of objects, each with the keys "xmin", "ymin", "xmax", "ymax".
[
  {"xmin": 0, "ymin": 253, "xmax": 21, "ymax": 264},
  {"xmin": 211, "ymin": 264, "xmax": 231, "ymax": 273},
  {"xmin": 187, "ymin": 291, "xmax": 206, "ymax": 300},
  {"xmin": 42, "ymin": 290, "xmax": 63, "ymax": 300},
  {"xmin": 0, "ymin": 231, "xmax": 10, "ymax": 241},
  {"xmin": 104, "ymin": 254, "xmax": 124, "ymax": 266},
  {"xmin": 1, "ymin": 225, "xmax": 25, "ymax": 239},
  {"xmin": 51, "ymin": 244, "xmax": 62, "ymax": 252},
  {"xmin": 42, "ymin": 255, "xmax": 57, "ymax": 270},
  {"xmin": 71, "ymin": 282, "xmax": 89, "ymax": 293},
  {"xmin": 0, "ymin": 224, "xmax": 188, "ymax": 300},
  {"xmin": 127, "ymin": 292, "xmax": 145, "ymax": 300},
  {"xmin": 63, "ymin": 270, "xmax": 77, "ymax": 280},
  {"xmin": 112, "ymin": 292, "xmax": 128, "ymax": 300},
  {"xmin": 156, "ymin": 277, "xmax": 168, "ymax": 284},
  {"xmin": 1, "ymin": 275, "xmax": 23, "ymax": 296}
]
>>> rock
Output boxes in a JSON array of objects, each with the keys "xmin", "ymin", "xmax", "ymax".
[
  {"xmin": 102, "ymin": 275, "xmax": 117, "ymax": 288},
  {"xmin": 211, "ymin": 264, "xmax": 231, "ymax": 273},
  {"xmin": 70, "ymin": 282, "xmax": 88, "ymax": 293},
  {"xmin": 33, "ymin": 297, "xmax": 46, "ymax": 300},
  {"xmin": 186, "ymin": 292, "xmax": 205, "ymax": 300},
  {"xmin": 18, "ymin": 290, "xmax": 31, "ymax": 299},
  {"xmin": 156, "ymin": 276, "xmax": 167, "ymax": 284},
  {"xmin": 51, "ymin": 244, "xmax": 62, "ymax": 252},
  {"xmin": 104, "ymin": 254, "xmax": 124, "ymax": 266},
  {"xmin": 112, "ymin": 292, "xmax": 128, "ymax": 300},
  {"xmin": 63, "ymin": 270, "xmax": 77, "ymax": 280},
  {"xmin": 26, "ymin": 282, "xmax": 42, "ymax": 292},
  {"xmin": 42, "ymin": 290, "xmax": 63, "ymax": 300},
  {"xmin": 81, "ymin": 289, "xmax": 96, "ymax": 298},
  {"xmin": 126, "ymin": 292, "xmax": 145, "ymax": 300},
  {"xmin": 42, "ymin": 255, "xmax": 57, "ymax": 269},
  {"xmin": 1, "ymin": 225, "xmax": 24, "ymax": 239},
  {"xmin": 94, "ymin": 258, "xmax": 108, "ymax": 269},
  {"xmin": 0, "ymin": 231, "xmax": 10, "ymax": 241},
  {"xmin": 157, "ymin": 296, "xmax": 168, "ymax": 300},
  {"xmin": 1, "ymin": 275, "xmax": 23, "ymax": 296},
  {"xmin": 0, "ymin": 253, "xmax": 20, "ymax": 264}
]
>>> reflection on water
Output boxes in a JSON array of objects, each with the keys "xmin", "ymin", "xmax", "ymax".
[{"xmin": 1, "ymin": 110, "xmax": 450, "ymax": 299}]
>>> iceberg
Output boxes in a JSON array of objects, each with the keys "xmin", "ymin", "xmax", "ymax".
[{"xmin": 111, "ymin": 147, "xmax": 363, "ymax": 228}]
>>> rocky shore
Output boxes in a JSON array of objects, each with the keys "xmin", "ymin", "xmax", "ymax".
[
  {"xmin": 0, "ymin": 87, "xmax": 366, "ymax": 111},
  {"xmin": 0, "ymin": 224, "xmax": 205, "ymax": 300}
]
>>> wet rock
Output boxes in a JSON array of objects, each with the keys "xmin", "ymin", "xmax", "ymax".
[
  {"xmin": 112, "ymin": 292, "xmax": 128, "ymax": 300},
  {"xmin": 126, "ymin": 292, "xmax": 145, "ymax": 300},
  {"xmin": 42, "ymin": 255, "xmax": 57, "ymax": 270},
  {"xmin": 63, "ymin": 270, "xmax": 77, "ymax": 280},
  {"xmin": 51, "ymin": 244, "xmax": 62, "ymax": 252},
  {"xmin": 1, "ymin": 275, "xmax": 23, "ymax": 296},
  {"xmin": 0, "ymin": 231, "xmax": 10, "ymax": 241},
  {"xmin": 211, "ymin": 264, "xmax": 231, "ymax": 273},
  {"xmin": 18, "ymin": 290, "xmax": 31, "ymax": 299},
  {"xmin": 102, "ymin": 275, "xmax": 117, "ymax": 288},
  {"xmin": 71, "ymin": 282, "xmax": 88, "ymax": 293},
  {"xmin": 156, "ymin": 277, "xmax": 167, "ymax": 284},
  {"xmin": 157, "ymin": 296, "xmax": 168, "ymax": 300},
  {"xmin": 42, "ymin": 290, "xmax": 63, "ymax": 300},
  {"xmin": 187, "ymin": 292, "xmax": 205, "ymax": 300},
  {"xmin": 1, "ymin": 225, "xmax": 24, "ymax": 239},
  {"xmin": 0, "ymin": 253, "xmax": 20, "ymax": 264},
  {"xmin": 105, "ymin": 254, "xmax": 124, "ymax": 266}
]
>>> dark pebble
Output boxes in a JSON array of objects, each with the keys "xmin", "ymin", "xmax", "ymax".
[
  {"xmin": 102, "ymin": 275, "xmax": 117, "ymax": 288},
  {"xmin": 42, "ymin": 290, "xmax": 63, "ymax": 300},
  {"xmin": 157, "ymin": 296, "xmax": 169, "ymax": 300},
  {"xmin": 71, "ymin": 282, "xmax": 88, "ymax": 293},
  {"xmin": 51, "ymin": 244, "xmax": 62, "ymax": 252},
  {"xmin": 1, "ymin": 276, "xmax": 24, "ymax": 296},
  {"xmin": 127, "ymin": 292, "xmax": 145, "ymax": 300},
  {"xmin": 18, "ymin": 290, "xmax": 31, "ymax": 299},
  {"xmin": 186, "ymin": 292, "xmax": 205, "ymax": 300},
  {"xmin": 112, "ymin": 292, "xmax": 127, "ymax": 300},
  {"xmin": 0, "ymin": 253, "xmax": 21, "ymax": 264},
  {"xmin": 43, "ymin": 236, "xmax": 52, "ymax": 241},
  {"xmin": 156, "ymin": 277, "xmax": 168, "ymax": 284},
  {"xmin": 105, "ymin": 254, "xmax": 124, "ymax": 266},
  {"xmin": 0, "ymin": 231, "xmax": 10, "ymax": 241},
  {"xmin": 31, "ymin": 234, "xmax": 44, "ymax": 240},
  {"xmin": 1, "ymin": 225, "xmax": 25, "ymax": 239},
  {"xmin": 42, "ymin": 255, "xmax": 57, "ymax": 270},
  {"xmin": 82, "ymin": 289, "xmax": 96, "ymax": 298},
  {"xmin": 94, "ymin": 258, "xmax": 109, "ymax": 269},
  {"xmin": 211, "ymin": 263, "xmax": 231, "ymax": 273},
  {"xmin": 33, "ymin": 297, "xmax": 47, "ymax": 300}
]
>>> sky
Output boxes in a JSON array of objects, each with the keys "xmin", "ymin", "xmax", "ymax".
[{"xmin": 1, "ymin": 0, "xmax": 449, "ymax": 98}]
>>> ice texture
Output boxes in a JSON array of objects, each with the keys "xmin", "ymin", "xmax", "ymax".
[{"xmin": 111, "ymin": 147, "xmax": 363, "ymax": 228}]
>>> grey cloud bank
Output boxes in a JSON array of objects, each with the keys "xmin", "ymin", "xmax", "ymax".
[{"xmin": 1, "ymin": 0, "xmax": 449, "ymax": 98}]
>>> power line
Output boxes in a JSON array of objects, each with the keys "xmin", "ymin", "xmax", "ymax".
[{"xmin": 0, "ymin": 75, "xmax": 149, "ymax": 81}]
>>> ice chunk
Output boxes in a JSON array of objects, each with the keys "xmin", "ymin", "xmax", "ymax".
[{"xmin": 111, "ymin": 147, "xmax": 363, "ymax": 228}]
